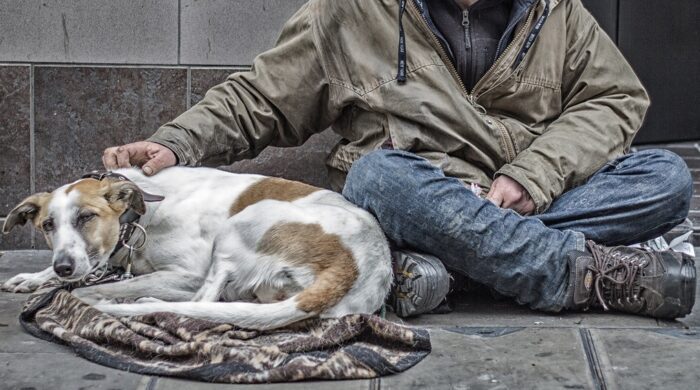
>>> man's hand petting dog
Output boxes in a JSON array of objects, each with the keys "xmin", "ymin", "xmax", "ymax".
[
  {"xmin": 103, "ymin": 141, "xmax": 176, "ymax": 176},
  {"xmin": 487, "ymin": 175, "xmax": 535, "ymax": 216}
]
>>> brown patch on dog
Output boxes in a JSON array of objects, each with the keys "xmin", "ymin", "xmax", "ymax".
[
  {"xmin": 230, "ymin": 178, "xmax": 320, "ymax": 216},
  {"xmin": 257, "ymin": 222, "xmax": 358, "ymax": 313}
]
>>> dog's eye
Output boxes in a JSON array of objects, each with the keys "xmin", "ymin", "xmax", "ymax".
[
  {"xmin": 77, "ymin": 212, "xmax": 96, "ymax": 224},
  {"xmin": 42, "ymin": 219, "xmax": 55, "ymax": 232}
]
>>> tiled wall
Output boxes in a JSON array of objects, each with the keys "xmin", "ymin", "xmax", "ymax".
[{"xmin": 0, "ymin": 0, "xmax": 343, "ymax": 249}]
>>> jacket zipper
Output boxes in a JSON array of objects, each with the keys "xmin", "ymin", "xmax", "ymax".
[
  {"xmin": 407, "ymin": 0, "xmax": 537, "ymax": 103},
  {"xmin": 407, "ymin": 1, "xmax": 539, "ymax": 163},
  {"xmin": 462, "ymin": 10, "xmax": 471, "ymax": 51},
  {"xmin": 407, "ymin": 0, "xmax": 468, "ymax": 97},
  {"xmin": 470, "ymin": 6, "xmax": 537, "ymax": 100}
]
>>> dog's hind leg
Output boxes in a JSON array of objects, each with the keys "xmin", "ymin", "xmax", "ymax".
[
  {"xmin": 191, "ymin": 222, "xmax": 262, "ymax": 303},
  {"xmin": 191, "ymin": 262, "xmax": 231, "ymax": 302},
  {"xmin": 72, "ymin": 270, "xmax": 204, "ymax": 305}
]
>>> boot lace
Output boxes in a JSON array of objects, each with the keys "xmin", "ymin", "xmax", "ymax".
[{"xmin": 585, "ymin": 240, "xmax": 648, "ymax": 311}]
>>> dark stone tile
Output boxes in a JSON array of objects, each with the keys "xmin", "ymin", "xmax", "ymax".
[
  {"xmin": 34, "ymin": 66, "xmax": 187, "ymax": 192},
  {"xmin": 222, "ymin": 131, "xmax": 341, "ymax": 189},
  {"xmin": 620, "ymin": 0, "xmax": 700, "ymax": 144},
  {"xmin": 0, "ymin": 222, "xmax": 33, "ymax": 250},
  {"xmin": 190, "ymin": 67, "xmax": 341, "ymax": 189},
  {"xmin": 581, "ymin": 0, "xmax": 618, "ymax": 41},
  {"xmin": 190, "ymin": 67, "xmax": 241, "ymax": 106},
  {"xmin": 0, "ymin": 66, "xmax": 31, "ymax": 216}
]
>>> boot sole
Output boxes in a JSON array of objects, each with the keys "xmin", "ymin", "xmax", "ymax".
[{"xmin": 390, "ymin": 251, "xmax": 450, "ymax": 318}]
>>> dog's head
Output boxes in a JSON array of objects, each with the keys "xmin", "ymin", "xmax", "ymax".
[{"xmin": 3, "ymin": 178, "xmax": 145, "ymax": 281}]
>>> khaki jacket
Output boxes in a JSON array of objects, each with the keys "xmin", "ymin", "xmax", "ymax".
[{"xmin": 149, "ymin": 0, "xmax": 649, "ymax": 213}]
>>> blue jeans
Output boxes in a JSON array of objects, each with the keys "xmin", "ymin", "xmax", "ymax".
[{"xmin": 342, "ymin": 149, "xmax": 693, "ymax": 311}]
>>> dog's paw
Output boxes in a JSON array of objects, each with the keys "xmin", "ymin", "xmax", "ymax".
[{"xmin": 1, "ymin": 273, "xmax": 47, "ymax": 293}]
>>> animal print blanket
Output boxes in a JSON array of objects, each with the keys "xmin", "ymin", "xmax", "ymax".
[{"xmin": 19, "ymin": 284, "xmax": 431, "ymax": 383}]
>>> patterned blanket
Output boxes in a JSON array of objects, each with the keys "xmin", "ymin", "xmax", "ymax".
[{"xmin": 19, "ymin": 285, "xmax": 431, "ymax": 383}]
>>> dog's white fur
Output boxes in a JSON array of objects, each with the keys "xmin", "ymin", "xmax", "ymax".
[{"xmin": 2, "ymin": 167, "xmax": 392, "ymax": 330}]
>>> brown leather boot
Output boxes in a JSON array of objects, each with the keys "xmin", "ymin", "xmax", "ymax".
[{"xmin": 566, "ymin": 240, "xmax": 696, "ymax": 319}]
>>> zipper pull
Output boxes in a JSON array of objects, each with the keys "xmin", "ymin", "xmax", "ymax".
[{"xmin": 462, "ymin": 10, "xmax": 471, "ymax": 50}]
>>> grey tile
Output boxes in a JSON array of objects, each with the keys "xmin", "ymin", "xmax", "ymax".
[
  {"xmin": 156, "ymin": 377, "xmax": 368, "ymax": 390},
  {"xmin": 684, "ymin": 157, "xmax": 700, "ymax": 169},
  {"xmin": 0, "ymin": 250, "xmax": 52, "ymax": 279},
  {"xmin": 382, "ymin": 328, "xmax": 593, "ymax": 390},
  {"xmin": 678, "ymin": 248, "xmax": 700, "ymax": 328},
  {"xmin": 180, "ymin": 0, "xmax": 308, "ymax": 65},
  {"xmin": 690, "ymin": 211, "xmax": 700, "ymax": 227},
  {"xmin": 389, "ymin": 291, "xmax": 662, "ymax": 329},
  {"xmin": 0, "ymin": 296, "xmax": 69, "ymax": 354},
  {"xmin": 34, "ymin": 66, "xmax": 187, "ymax": 192},
  {"xmin": 0, "ymin": 352, "xmax": 146, "ymax": 390},
  {"xmin": 0, "ymin": 66, "xmax": 31, "ymax": 216},
  {"xmin": 0, "ymin": 0, "xmax": 178, "ymax": 64},
  {"xmin": 190, "ymin": 68, "xmax": 341, "ymax": 188},
  {"xmin": 591, "ymin": 328, "xmax": 700, "ymax": 389}
]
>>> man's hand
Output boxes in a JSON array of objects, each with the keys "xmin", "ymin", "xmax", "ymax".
[
  {"xmin": 486, "ymin": 175, "xmax": 536, "ymax": 215},
  {"xmin": 102, "ymin": 141, "xmax": 177, "ymax": 176}
]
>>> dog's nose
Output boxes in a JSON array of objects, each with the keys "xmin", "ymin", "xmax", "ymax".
[{"xmin": 53, "ymin": 256, "xmax": 75, "ymax": 277}]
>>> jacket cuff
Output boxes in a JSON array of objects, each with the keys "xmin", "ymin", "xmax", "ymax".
[
  {"xmin": 147, "ymin": 126, "xmax": 198, "ymax": 167},
  {"xmin": 495, "ymin": 164, "xmax": 551, "ymax": 214}
]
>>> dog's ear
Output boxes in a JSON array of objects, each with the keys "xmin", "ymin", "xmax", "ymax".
[
  {"xmin": 104, "ymin": 181, "xmax": 146, "ymax": 215},
  {"xmin": 3, "ymin": 193, "xmax": 51, "ymax": 234}
]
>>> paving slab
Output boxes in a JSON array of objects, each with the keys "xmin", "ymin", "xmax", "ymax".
[
  {"xmin": 155, "ymin": 377, "xmax": 369, "ymax": 390},
  {"xmin": 382, "ymin": 328, "xmax": 593, "ymax": 390},
  {"xmin": 0, "ymin": 352, "xmax": 145, "ymax": 390},
  {"xmin": 591, "ymin": 328, "xmax": 700, "ymax": 390},
  {"xmin": 389, "ymin": 291, "xmax": 666, "ymax": 330}
]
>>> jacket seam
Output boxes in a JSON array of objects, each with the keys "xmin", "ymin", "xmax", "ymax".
[
  {"xmin": 328, "ymin": 62, "xmax": 443, "ymax": 97},
  {"xmin": 518, "ymin": 76, "xmax": 562, "ymax": 90}
]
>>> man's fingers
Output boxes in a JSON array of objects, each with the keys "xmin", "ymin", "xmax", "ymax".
[
  {"xmin": 142, "ymin": 149, "xmax": 175, "ymax": 176},
  {"xmin": 486, "ymin": 188, "xmax": 504, "ymax": 207},
  {"xmin": 115, "ymin": 146, "xmax": 132, "ymax": 168},
  {"xmin": 103, "ymin": 148, "xmax": 119, "ymax": 170}
]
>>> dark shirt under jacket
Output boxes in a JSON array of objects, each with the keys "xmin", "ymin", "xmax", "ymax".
[{"xmin": 426, "ymin": 0, "xmax": 513, "ymax": 92}]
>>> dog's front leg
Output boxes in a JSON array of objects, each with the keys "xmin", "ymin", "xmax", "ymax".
[
  {"xmin": 72, "ymin": 270, "xmax": 204, "ymax": 305},
  {"xmin": 1, "ymin": 267, "xmax": 55, "ymax": 293}
]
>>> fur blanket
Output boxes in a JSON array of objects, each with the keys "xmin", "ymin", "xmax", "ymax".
[{"xmin": 19, "ymin": 284, "xmax": 430, "ymax": 383}]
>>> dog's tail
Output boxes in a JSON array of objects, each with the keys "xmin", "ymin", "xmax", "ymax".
[{"xmin": 95, "ymin": 298, "xmax": 315, "ymax": 330}]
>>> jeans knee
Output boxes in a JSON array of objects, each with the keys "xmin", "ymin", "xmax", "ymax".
[{"xmin": 641, "ymin": 149, "xmax": 693, "ymax": 218}]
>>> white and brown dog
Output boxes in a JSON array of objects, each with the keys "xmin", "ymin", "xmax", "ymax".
[{"xmin": 2, "ymin": 167, "xmax": 392, "ymax": 330}]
